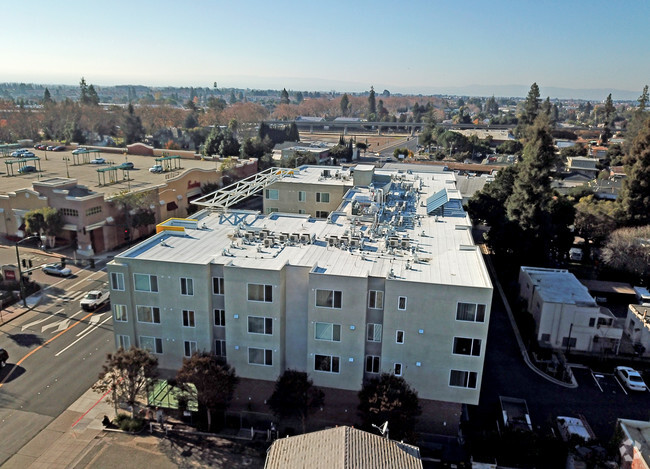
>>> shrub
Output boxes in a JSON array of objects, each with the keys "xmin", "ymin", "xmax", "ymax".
[{"xmin": 115, "ymin": 414, "xmax": 144, "ymax": 432}]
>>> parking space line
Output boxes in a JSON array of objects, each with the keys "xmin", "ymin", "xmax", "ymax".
[
  {"xmin": 591, "ymin": 372, "xmax": 604, "ymax": 392},
  {"xmin": 614, "ymin": 376, "xmax": 628, "ymax": 395}
]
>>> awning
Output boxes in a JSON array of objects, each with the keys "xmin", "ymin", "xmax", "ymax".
[
  {"xmin": 186, "ymin": 188, "xmax": 202, "ymax": 197},
  {"xmin": 166, "ymin": 201, "xmax": 178, "ymax": 211},
  {"xmin": 62, "ymin": 223, "xmax": 78, "ymax": 231},
  {"xmin": 85, "ymin": 220, "xmax": 106, "ymax": 231}
]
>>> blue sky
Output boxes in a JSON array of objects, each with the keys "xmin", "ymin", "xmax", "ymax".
[{"xmin": 3, "ymin": 0, "xmax": 649, "ymax": 97}]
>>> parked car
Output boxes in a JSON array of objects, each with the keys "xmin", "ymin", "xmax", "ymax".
[
  {"xmin": 52, "ymin": 145, "xmax": 65, "ymax": 151},
  {"xmin": 119, "ymin": 161, "xmax": 134, "ymax": 170},
  {"xmin": 42, "ymin": 263, "xmax": 72, "ymax": 277},
  {"xmin": 18, "ymin": 165, "xmax": 37, "ymax": 173},
  {"xmin": 615, "ymin": 366, "xmax": 647, "ymax": 391},
  {"xmin": 46, "ymin": 145, "xmax": 56, "ymax": 151},
  {"xmin": 90, "ymin": 157, "xmax": 106, "ymax": 164},
  {"xmin": 21, "ymin": 151, "xmax": 35, "ymax": 157},
  {"xmin": 72, "ymin": 147, "xmax": 88, "ymax": 155},
  {"xmin": 0, "ymin": 348, "xmax": 8, "ymax": 367},
  {"xmin": 80, "ymin": 290, "xmax": 110, "ymax": 311},
  {"xmin": 149, "ymin": 164, "xmax": 163, "ymax": 173},
  {"xmin": 36, "ymin": 144, "xmax": 47, "ymax": 150},
  {"xmin": 10, "ymin": 149, "xmax": 27, "ymax": 157}
]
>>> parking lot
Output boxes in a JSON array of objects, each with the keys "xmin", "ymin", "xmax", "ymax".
[{"xmin": 1, "ymin": 147, "xmax": 221, "ymax": 196}]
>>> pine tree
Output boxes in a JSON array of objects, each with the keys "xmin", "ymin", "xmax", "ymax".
[
  {"xmin": 368, "ymin": 86, "xmax": 376, "ymax": 117},
  {"xmin": 43, "ymin": 87, "xmax": 52, "ymax": 104},
  {"xmin": 340, "ymin": 93, "xmax": 349, "ymax": 116},
  {"xmin": 280, "ymin": 88, "xmax": 290, "ymax": 105},
  {"xmin": 79, "ymin": 77, "xmax": 89, "ymax": 104},
  {"xmin": 619, "ymin": 117, "xmax": 650, "ymax": 225},
  {"xmin": 522, "ymin": 83, "xmax": 540, "ymax": 125}
]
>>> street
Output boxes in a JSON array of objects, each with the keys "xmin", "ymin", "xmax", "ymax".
[{"xmin": 0, "ymin": 248, "xmax": 114, "ymax": 466}]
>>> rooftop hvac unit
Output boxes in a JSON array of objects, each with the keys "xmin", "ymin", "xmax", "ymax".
[
  {"xmin": 340, "ymin": 236, "xmax": 350, "ymax": 246},
  {"xmin": 401, "ymin": 239, "xmax": 410, "ymax": 249},
  {"xmin": 278, "ymin": 233, "xmax": 289, "ymax": 243},
  {"xmin": 290, "ymin": 233, "xmax": 300, "ymax": 243},
  {"xmin": 322, "ymin": 169, "xmax": 331, "ymax": 178},
  {"xmin": 245, "ymin": 232, "xmax": 255, "ymax": 241},
  {"xmin": 389, "ymin": 237, "xmax": 399, "ymax": 247},
  {"xmin": 328, "ymin": 236, "xmax": 339, "ymax": 247},
  {"xmin": 350, "ymin": 237, "xmax": 361, "ymax": 248},
  {"xmin": 264, "ymin": 237, "xmax": 274, "ymax": 248},
  {"xmin": 300, "ymin": 233, "xmax": 311, "ymax": 244}
]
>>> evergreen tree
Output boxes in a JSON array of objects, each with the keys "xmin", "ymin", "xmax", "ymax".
[
  {"xmin": 296, "ymin": 91, "xmax": 304, "ymax": 104},
  {"xmin": 604, "ymin": 93, "xmax": 615, "ymax": 124},
  {"xmin": 619, "ymin": 116, "xmax": 650, "ymax": 225},
  {"xmin": 368, "ymin": 86, "xmax": 376, "ymax": 117},
  {"xmin": 79, "ymin": 77, "xmax": 89, "ymax": 104},
  {"xmin": 485, "ymin": 95, "xmax": 499, "ymax": 115},
  {"xmin": 268, "ymin": 370, "xmax": 324, "ymax": 434},
  {"xmin": 87, "ymin": 84, "xmax": 100, "ymax": 106},
  {"xmin": 123, "ymin": 103, "xmax": 145, "ymax": 144},
  {"xmin": 280, "ymin": 88, "xmax": 290, "ymax": 105},
  {"xmin": 340, "ymin": 93, "xmax": 350, "ymax": 116},
  {"xmin": 522, "ymin": 82, "xmax": 541, "ymax": 125},
  {"xmin": 638, "ymin": 85, "xmax": 649, "ymax": 112},
  {"xmin": 541, "ymin": 97, "xmax": 552, "ymax": 117},
  {"xmin": 287, "ymin": 122, "xmax": 300, "ymax": 142},
  {"xmin": 43, "ymin": 87, "xmax": 52, "ymax": 104}
]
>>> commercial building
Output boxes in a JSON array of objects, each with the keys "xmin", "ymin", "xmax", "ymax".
[
  {"xmin": 107, "ymin": 165, "xmax": 493, "ymax": 417},
  {"xmin": 518, "ymin": 266, "xmax": 623, "ymax": 353}
]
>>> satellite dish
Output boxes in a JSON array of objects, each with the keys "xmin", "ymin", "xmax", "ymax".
[{"xmin": 371, "ymin": 421, "xmax": 389, "ymax": 438}]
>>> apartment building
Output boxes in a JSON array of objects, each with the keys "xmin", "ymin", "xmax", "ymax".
[{"xmin": 107, "ymin": 165, "xmax": 493, "ymax": 407}]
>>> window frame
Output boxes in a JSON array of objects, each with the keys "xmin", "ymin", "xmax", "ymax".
[
  {"xmin": 248, "ymin": 347, "xmax": 273, "ymax": 366},
  {"xmin": 449, "ymin": 369, "xmax": 478, "ymax": 389},
  {"xmin": 212, "ymin": 277, "xmax": 225, "ymax": 295},
  {"xmin": 113, "ymin": 304, "xmax": 128, "ymax": 322},
  {"xmin": 316, "ymin": 192, "xmax": 330, "ymax": 203},
  {"xmin": 140, "ymin": 336, "xmax": 163, "ymax": 354},
  {"xmin": 110, "ymin": 272, "xmax": 125, "ymax": 291},
  {"xmin": 134, "ymin": 273, "xmax": 159, "ymax": 293},
  {"xmin": 180, "ymin": 277, "xmax": 194, "ymax": 296},
  {"xmin": 215, "ymin": 339, "xmax": 227, "ymax": 357},
  {"xmin": 247, "ymin": 283, "xmax": 273, "ymax": 303},
  {"xmin": 136, "ymin": 305, "xmax": 161, "ymax": 324},
  {"xmin": 396, "ymin": 330, "xmax": 405, "ymax": 344},
  {"xmin": 367, "ymin": 323, "xmax": 382, "ymax": 342},
  {"xmin": 398, "ymin": 296, "xmax": 407, "ymax": 310},
  {"xmin": 365, "ymin": 355, "xmax": 380, "ymax": 374},
  {"xmin": 315, "ymin": 289, "xmax": 342, "ymax": 309},
  {"xmin": 315, "ymin": 322, "xmax": 341, "ymax": 342},
  {"xmin": 368, "ymin": 290, "xmax": 384, "ymax": 309},
  {"xmin": 394, "ymin": 363, "xmax": 403, "ymax": 376},
  {"xmin": 214, "ymin": 309, "xmax": 226, "ymax": 327},
  {"xmin": 247, "ymin": 316, "xmax": 273, "ymax": 335},
  {"xmin": 314, "ymin": 354, "xmax": 340, "ymax": 374},
  {"xmin": 298, "ymin": 191, "xmax": 306, "ymax": 202},
  {"xmin": 265, "ymin": 189, "xmax": 279, "ymax": 200},
  {"xmin": 184, "ymin": 340, "xmax": 197, "ymax": 357},
  {"xmin": 117, "ymin": 334, "xmax": 131, "ymax": 349},
  {"xmin": 456, "ymin": 302, "xmax": 486, "ymax": 323},
  {"xmin": 452, "ymin": 337, "xmax": 481, "ymax": 356},
  {"xmin": 182, "ymin": 309, "xmax": 196, "ymax": 328}
]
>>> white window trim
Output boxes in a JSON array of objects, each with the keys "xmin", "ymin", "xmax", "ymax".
[
  {"xmin": 182, "ymin": 309, "xmax": 196, "ymax": 328},
  {"xmin": 213, "ymin": 277, "xmax": 225, "ymax": 295},
  {"xmin": 184, "ymin": 340, "xmax": 197, "ymax": 357},
  {"xmin": 139, "ymin": 335, "xmax": 163, "ymax": 354},
  {"xmin": 113, "ymin": 304, "xmax": 128, "ymax": 322},
  {"xmin": 215, "ymin": 339, "xmax": 226, "ymax": 357},
  {"xmin": 247, "ymin": 316, "xmax": 273, "ymax": 335},
  {"xmin": 367, "ymin": 323, "xmax": 382, "ymax": 343},
  {"xmin": 455, "ymin": 302, "xmax": 487, "ymax": 323},
  {"xmin": 396, "ymin": 330, "xmax": 405, "ymax": 344},
  {"xmin": 368, "ymin": 290, "xmax": 384, "ymax": 310},
  {"xmin": 315, "ymin": 289, "xmax": 342, "ymax": 309},
  {"xmin": 117, "ymin": 334, "xmax": 131, "ymax": 349},
  {"xmin": 247, "ymin": 283, "xmax": 273, "ymax": 303},
  {"xmin": 265, "ymin": 189, "xmax": 279, "ymax": 200},
  {"xmin": 134, "ymin": 273, "xmax": 158, "ymax": 293},
  {"xmin": 214, "ymin": 309, "xmax": 225, "ymax": 327},
  {"xmin": 448, "ymin": 369, "xmax": 478, "ymax": 389},
  {"xmin": 398, "ymin": 296, "xmax": 407, "ymax": 310},
  {"xmin": 365, "ymin": 355, "xmax": 380, "ymax": 374},
  {"xmin": 314, "ymin": 354, "xmax": 340, "ymax": 374},
  {"xmin": 314, "ymin": 322, "xmax": 341, "ymax": 342},
  {"xmin": 394, "ymin": 363, "xmax": 403, "ymax": 376},
  {"xmin": 136, "ymin": 305, "xmax": 161, "ymax": 324},
  {"xmin": 298, "ymin": 191, "xmax": 306, "ymax": 202},
  {"xmin": 111, "ymin": 272, "xmax": 125, "ymax": 291},
  {"xmin": 180, "ymin": 277, "xmax": 194, "ymax": 296},
  {"xmin": 248, "ymin": 347, "xmax": 273, "ymax": 366},
  {"xmin": 452, "ymin": 336, "xmax": 481, "ymax": 356}
]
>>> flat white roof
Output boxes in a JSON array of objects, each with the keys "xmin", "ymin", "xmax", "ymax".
[{"xmin": 521, "ymin": 266, "xmax": 596, "ymax": 306}]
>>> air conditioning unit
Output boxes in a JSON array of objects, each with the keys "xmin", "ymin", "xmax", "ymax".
[
  {"xmin": 264, "ymin": 237, "xmax": 274, "ymax": 248},
  {"xmin": 401, "ymin": 239, "xmax": 410, "ymax": 249},
  {"xmin": 328, "ymin": 236, "xmax": 339, "ymax": 247},
  {"xmin": 279, "ymin": 233, "xmax": 288, "ymax": 243},
  {"xmin": 290, "ymin": 233, "xmax": 300, "ymax": 243},
  {"xmin": 300, "ymin": 234, "xmax": 311, "ymax": 244},
  {"xmin": 245, "ymin": 232, "xmax": 255, "ymax": 241},
  {"xmin": 350, "ymin": 237, "xmax": 361, "ymax": 248},
  {"xmin": 389, "ymin": 238, "xmax": 399, "ymax": 247}
]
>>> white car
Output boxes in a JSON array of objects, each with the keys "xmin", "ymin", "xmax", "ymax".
[
  {"xmin": 72, "ymin": 147, "xmax": 88, "ymax": 155},
  {"xmin": 616, "ymin": 366, "xmax": 647, "ymax": 391},
  {"xmin": 41, "ymin": 263, "xmax": 72, "ymax": 277},
  {"xmin": 80, "ymin": 290, "xmax": 110, "ymax": 311},
  {"xmin": 90, "ymin": 157, "xmax": 106, "ymax": 164},
  {"xmin": 149, "ymin": 164, "xmax": 163, "ymax": 173}
]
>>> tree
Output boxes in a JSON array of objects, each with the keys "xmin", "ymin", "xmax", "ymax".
[
  {"xmin": 296, "ymin": 91, "xmax": 304, "ymax": 104},
  {"xmin": 340, "ymin": 93, "xmax": 350, "ymax": 116},
  {"xmin": 368, "ymin": 86, "xmax": 376, "ymax": 117},
  {"xmin": 268, "ymin": 370, "xmax": 324, "ymax": 434},
  {"xmin": 601, "ymin": 225, "xmax": 650, "ymax": 284},
  {"xmin": 79, "ymin": 77, "xmax": 89, "ymax": 104},
  {"xmin": 280, "ymin": 88, "xmax": 290, "ymax": 105},
  {"xmin": 176, "ymin": 352, "xmax": 238, "ymax": 431},
  {"xmin": 123, "ymin": 103, "xmax": 145, "ymax": 144},
  {"xmin": 87, "ymin": 84, "xmax": 100, "ymax": 106},
  {"xmin": 574, "ymin": 195, "xmax": 619, "ymax": 247},
  {"xmin": 497, "ymin": 140, "xmax": 523, "ymax": 156},
  {"xmin": 638, "ymin": 85, "xmax": 649, "ymax": 113},
  {"xmin": 93, "ymin": 347, "xmax": 158, "ymax": 418},
  {"xmin": 485, "ymin": 95, "xmax": 499, "ymax": 115},
  {"xmin": 604, "ymin": 93, "xmax": 615, "ymax": 124},
  {"xmin": 358, "ymin": 373, "xmax": 421, "ymax": 443},
  {"xmin": 521, "ymin": 82, "xmax": 541, "ymax": 126},
  {"xmin": 619, "ymin": 116, "xmax": 650, "ymax": 225},
  {"xmin": 42, "ymin": 87, "xmax": 52, "ymax": 104}
]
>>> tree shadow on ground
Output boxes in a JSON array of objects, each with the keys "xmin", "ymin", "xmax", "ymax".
[
  {"xmin": 7, "ymin": 333, "xmax": 44, "ymax": 347},
  {"xmin": 0, "ymin": 364, "xmax": 26, "ymax": 384}
]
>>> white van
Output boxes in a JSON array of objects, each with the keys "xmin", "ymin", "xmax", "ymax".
[{"xmin": 569, "ymin": 247, "xmax": 583, "ymax": 261}]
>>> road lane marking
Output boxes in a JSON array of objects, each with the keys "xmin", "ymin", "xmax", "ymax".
[
  {"xmin": 42, "ymin": 319, "xmax": 68, "ymax": 333},
  {"xmin": 56, "ymin": 316, "xmax": 111, "ymax": 357},
  {"xmin": 54, "ymin": 319, "xmax": 71, "ymax": 333},
  {"xmin": 0, "ymin": 312, "xmax": 94, "ymax": 388},
  {"xmin": 41, "ymin": 267, "xmax": 106, "ymax": 292},
  {"xmin": 22, "ymin": 309, "xmax": 64, "ymax": 331},
  {"xmin": 76, "ymin": 313, "xmax": 103, "ymax": 336}
]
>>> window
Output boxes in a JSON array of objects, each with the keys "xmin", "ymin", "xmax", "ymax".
[
  {"xmin": 265, "ymin": 189, "xmax": 279, "ymax": 200},
  {"xmin": 266, "ymin": 207, "xmax": 278, "ymax": 214},
  {"xmin": 368, "ymin": 291, "xmax": 384, "ymax": 309},
  {"xmin": 134, "ymin": 274, "xmax": 158, "ymax": 292},
  {"xmin": 315, "ymin": 210, "xmax": 329, "ymax": 219},
  {"xmin": 316, "ymin": 289, "xmax": 342, "ymax": 308},
  {"xmin": 214, "ymin": 309, "xmax": 225, "ymax": 327},
  {"xmin": 315, "ymin": 322, "xmax": 341, "ymax": 341},
  {"xmin": 85, "ymin": 206, "xmax": 102, "ymax": 216},
  {"xmin": 366, "ymin": 355, "xmax": 380, "ymax": 373},
  {"xmin": 117, "ymin": 334, "xmax": 130, "ymax": 349},
  {"xmin": 298, "ymin": 191, "xmax": 306, "ymax": 202},
  {"xmin": 561, "ymin": 337, "xmax": 577, "ymax": 348},
  {"xmin": 314, "ymin": 354, "xmax": 340, "ymax": 373},
  {"xmin": 110, "ymin": 272, "xmax": 124, "ymax": 291},
  {"xmin": 589, "ymin": 318, "xmax": 596, "ymax": 327},
  {"xmin": 215, "ymin": 340, "xmax": 227, "ymax": 357},
  {"xmin": 541, "ymin": 333, "xmax": 551, "ymax": 342},
  {"xmin": 113, "ymin": 304, "xmax": 128, "ymax": 322},
  {"xmin": 449, "ymin": 370, "xmax": 478, "ymax": 388},
  {"xmin": 298, "ymin": 209, "xmax": 306, "ymax": 214},
  {"xmin": 398, "ymin": 296, "xmax": 407, "ymax": 310},
  {"xmin": 248, "ymin": 284, "xmax": 273, "ymax": 302},
  {"xmin": 316, "ymin": 192, "xmax": 330, "ymax": 203},
  {"xmin": 182, "ymin": 310, "xmax": 195, "ymax": 328},
  {"xmin": 60, "ymin": 208, "xmax": 79, "ymax": 217},
  {"xmin": 213, "ymin": 277, "xmax": 225, "ymax": 295},
  {"xmin": 248, "ymin": 316, "xmax": 273, "ymax": 335},
  {"xmin": 367, "ymin": 323, "xmax": 382, "ymax": 342},
  {"xmin": 453, "ymin": 337, "xmax": 481, "ymax": 356},
  {"xmin": 137, "ymin": 305, "xmax": 161, "ymax": 324},
  {"xmin": 248, "ymin": 347, "xmax": 273, "ymax": 366},
  {"xmin": 394, "ymin": 363, "xmax": 402, "ymax": 376},
  {"xmin": 456, "ymin": 303, "xmax": 486, "ymax": 322},
  {"xmin": 396, "ymin": 330, "xmax": 404, "ymax": 344},
  {"xmin": 184, "ymin": 340, "xmax": 197, "ymax": 357},
  {"xmin": 140, "ymin": 336, "xmax": 163, "ymax": 354},
  {"xmin": 180, "ymin": 278, "xmax": 194, "ymax": 296}
]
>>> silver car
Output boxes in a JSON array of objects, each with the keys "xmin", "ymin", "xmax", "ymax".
[{"xmin": 41, "ymin": 263, "xmax": 72, "ymax": 277}]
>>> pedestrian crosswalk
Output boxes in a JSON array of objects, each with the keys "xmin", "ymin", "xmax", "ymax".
[{"xmin": 53, "ymin": 290, "xmax": 88, "ymax": 304}]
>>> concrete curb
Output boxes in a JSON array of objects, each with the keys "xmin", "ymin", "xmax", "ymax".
[{"xmin": 482, "ymin": 253, "xmax": 578, "ymax": 389}]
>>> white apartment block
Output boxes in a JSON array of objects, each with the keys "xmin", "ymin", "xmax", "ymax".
[
  {"xmin": 519, "ymin": 266, "xmax": 623, "ymax": 353},
  {"xmin": 107, "ymin": 164, "xmax": 493, "ymax": 406}
]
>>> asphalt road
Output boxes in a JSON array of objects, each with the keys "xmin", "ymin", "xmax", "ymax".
[{"xmin": 0, "ymin": 261, "xmax": 114, "ymax": 466}]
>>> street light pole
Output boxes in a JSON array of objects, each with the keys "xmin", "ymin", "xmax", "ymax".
[{"xmin": 15, "ymin": 236, "xmax": 40, "ymax": 308}]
